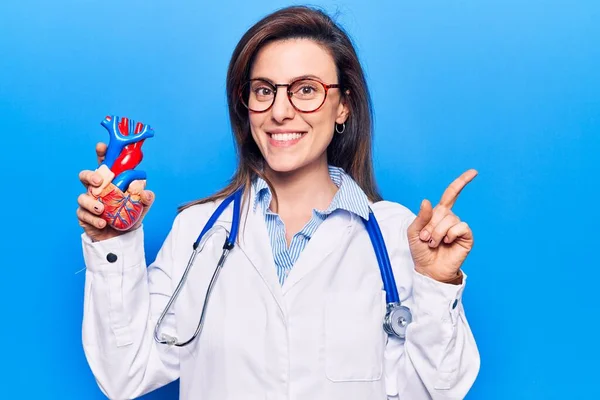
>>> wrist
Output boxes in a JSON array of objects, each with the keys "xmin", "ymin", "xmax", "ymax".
[
  {"xmin": 438, "ymin": 270, "xmax": 463, "ymax": 285},
  {"xmin": 416, "ymin": 268, "xmax": 464, "ymax": 285}
]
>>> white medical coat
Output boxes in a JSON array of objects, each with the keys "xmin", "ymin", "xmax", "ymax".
[{"xmin": 81, "ymin": 193, "xmax": 480, "ymax": 400}]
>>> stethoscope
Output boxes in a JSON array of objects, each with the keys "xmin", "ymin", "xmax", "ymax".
[{"xmin": 154, "ymin": 188, "xmax": 412, "ymax": 347}]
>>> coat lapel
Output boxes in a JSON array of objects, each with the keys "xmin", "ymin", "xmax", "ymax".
[
  {"xmin": 214, "ymin": 187, "xmax": 357, "ymax": 309},
  {"xmin": 231, "ymin": 188, "xmax": 287, "ymax": 316},
  {"xmin": 281, "ymin": 210, "xmax": 355, "ymax": 295}
]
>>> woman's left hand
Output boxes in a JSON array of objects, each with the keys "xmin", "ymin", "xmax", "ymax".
[{"xmin": 407, "ymin": 169, "xmax": 478, "ymax": 283}]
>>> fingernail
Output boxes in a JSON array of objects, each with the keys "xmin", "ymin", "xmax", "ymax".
[
  {"xmin": 92, "ymin": 176, "xmax": 101, "ymax": 185},
  {"xmin": 93, "ymin": 205, "xmax": 101, "ymax": 213},
  {"xmin": 145, "ymin": 193, "xmax": 153, "ymax": 201},
  {"xmin": 420, "ymin": 230, "xmax": 430, "ymax": 241}
]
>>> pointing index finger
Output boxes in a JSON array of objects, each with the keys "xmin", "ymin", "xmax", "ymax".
[{"xmin": 439, "ymin": 169, "xmax": 478, "ymax": 208}]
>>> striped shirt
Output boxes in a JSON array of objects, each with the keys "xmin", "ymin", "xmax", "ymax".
[{"xmin": 252, "ymin": 166, "xmax": 370, "ymax": 285}]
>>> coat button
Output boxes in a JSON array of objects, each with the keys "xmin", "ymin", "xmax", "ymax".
[
  {"xmin": 452, "ymin": 299, "xmax": 458, "ymax": 309},
  {"xmin": 106, "ymin": 253, "xmax": 118, "ymax": 263}
]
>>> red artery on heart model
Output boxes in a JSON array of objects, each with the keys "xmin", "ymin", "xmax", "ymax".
[
  {"xmin": 91, "ymin": 115, "xmax": 155, "ymax": 231},
  {"xmin": 111, "ymin": 117, "xmax": 146, "ymax": 176}
]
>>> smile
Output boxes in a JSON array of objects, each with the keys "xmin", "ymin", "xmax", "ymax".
[{"xmin": 267, "ymin": 132, "xmax": 306, "ymax": 147}]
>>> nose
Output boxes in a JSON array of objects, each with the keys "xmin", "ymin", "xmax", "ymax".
[{"xmin": 270, "ymin": 87, "xmax": 295, "ymax": 123}]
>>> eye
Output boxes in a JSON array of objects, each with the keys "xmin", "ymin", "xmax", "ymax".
[
  {"xmin": 254, "ymin": 86, "xmax": 273, "ymax": 96},
  {"xmin": 290, "ymin": 79, "xmax": 323, "ymax": 99},
  {"xmin": 298, "ymin": 84, "xmax": 316, "ymax": 95}
]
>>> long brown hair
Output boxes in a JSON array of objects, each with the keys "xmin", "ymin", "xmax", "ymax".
[{"xmin": 178, "ymin": 5, "xmax": 381, "ymax": 213}]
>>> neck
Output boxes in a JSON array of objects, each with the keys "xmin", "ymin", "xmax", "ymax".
[{"xmin": 264, "ymin": 159, "xmax": 338, "ymax": 215}]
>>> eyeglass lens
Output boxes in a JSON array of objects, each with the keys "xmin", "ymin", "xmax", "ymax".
[{"xmin": 242, "ymin": 79, "xmax": 327, "ymax": 112}]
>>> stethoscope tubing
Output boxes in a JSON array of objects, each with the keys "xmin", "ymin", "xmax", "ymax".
[
  {"xmin": 194, "ymin": 189, "xmax": 243, "ymax": 250},
  {"xmin": 361, "ymin": 212, "xmax": 400, "ymax": 304},
  {"xmin": 155, "ymin": 187, "xmax": 410, "ymax": 346},
  {"xmin": 154, "ymin": 188, "xmax": 243, "ymax": 346}
]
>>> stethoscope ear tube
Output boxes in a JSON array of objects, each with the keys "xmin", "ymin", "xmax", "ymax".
[
  {"xmin": 155, "ymin": 189, "xmax": 244, "ymax": 347},
  {"xmin": 176, "ymin": 245, "xmax": 231, "ymax": 347},
  {"xmin": 154, "ymin": 227, "xmax": 231, "ymax": 347}
]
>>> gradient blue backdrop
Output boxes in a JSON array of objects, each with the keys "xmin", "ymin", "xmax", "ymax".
[{"xmin": 1, "ymin": 0, "xmax": 598, "ymax": 398}]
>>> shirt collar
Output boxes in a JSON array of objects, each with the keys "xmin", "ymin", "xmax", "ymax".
[{"xmin": 252, "ymin": 166, "xmax": 370, "ymax": 220}]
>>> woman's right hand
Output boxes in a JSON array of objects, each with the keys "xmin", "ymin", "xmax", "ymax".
[{"xmin": 77, "ymin": 142, "xmax": 155, "ymax": 242}]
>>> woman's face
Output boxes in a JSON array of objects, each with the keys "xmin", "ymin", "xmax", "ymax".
[{"xmin": 248, "ymin": 38, "xmax": 349, "ymax": 174}]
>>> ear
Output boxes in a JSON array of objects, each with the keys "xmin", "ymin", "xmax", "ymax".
[{"xmin": 335, "ymin": 89, "xmax": 351, "ymax": 124}]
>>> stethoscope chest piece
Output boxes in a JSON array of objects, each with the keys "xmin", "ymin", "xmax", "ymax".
[{"xmin": 383, "ymin": 302, "xmax": 412, "ymax": 339}]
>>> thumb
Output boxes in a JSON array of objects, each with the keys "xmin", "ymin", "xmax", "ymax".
[
  {"xmin": 141, "ymin": 190, "xmax": 155, "ymax": 207},
  {"xmin": 408, "ymin": 199, "xmax": 433, "ymax": 237},
  {"xmin": 134, "ymin": 190, "xmax": 155, "ymax": 229},
  {"xmin": 127, "ymin": 180, "xmax": 153, "ymax": 208}
]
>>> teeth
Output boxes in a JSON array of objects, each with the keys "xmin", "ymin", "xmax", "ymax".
[{"xmin": 271, "ymin": 133, "xmax": 303, "ymax": 141}]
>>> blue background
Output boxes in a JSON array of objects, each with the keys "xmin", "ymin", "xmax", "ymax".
[{"xmin": 1, "ymin": 0, "xmax": 598, "ymax": 398}]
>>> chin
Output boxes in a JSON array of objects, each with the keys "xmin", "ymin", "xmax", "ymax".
[{"xmin": 264, "ymin": 155, "xmax": 310, "ymax": 174}]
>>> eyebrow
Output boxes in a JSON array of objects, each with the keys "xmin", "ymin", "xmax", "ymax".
[{"xmin": 249, "ymin": 74, "xmax": 326, "ymax": 83}]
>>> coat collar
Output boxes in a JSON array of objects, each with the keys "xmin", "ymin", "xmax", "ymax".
[{"xmin": 213, "ymin": 184, "xmax": 358, "ymax": 310}]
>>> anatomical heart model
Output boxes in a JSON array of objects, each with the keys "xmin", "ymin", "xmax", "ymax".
[{"xmin": 89, "ymin": 115, "xmax": 155, "ymax": 231}]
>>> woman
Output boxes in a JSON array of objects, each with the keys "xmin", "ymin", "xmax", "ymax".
[{"xmin": 77, "ymin": 5, "xmax": 480, "ymax": 400}]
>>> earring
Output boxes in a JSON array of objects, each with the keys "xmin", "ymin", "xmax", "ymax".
[{"xmin": 335, "ymin": 123, "xmax": 346, "ymax": 134}]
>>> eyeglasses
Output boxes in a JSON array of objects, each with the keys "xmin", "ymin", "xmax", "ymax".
[{"xmin": 239, "ymin": 78, "xmax": 342, "ymax": 113}]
